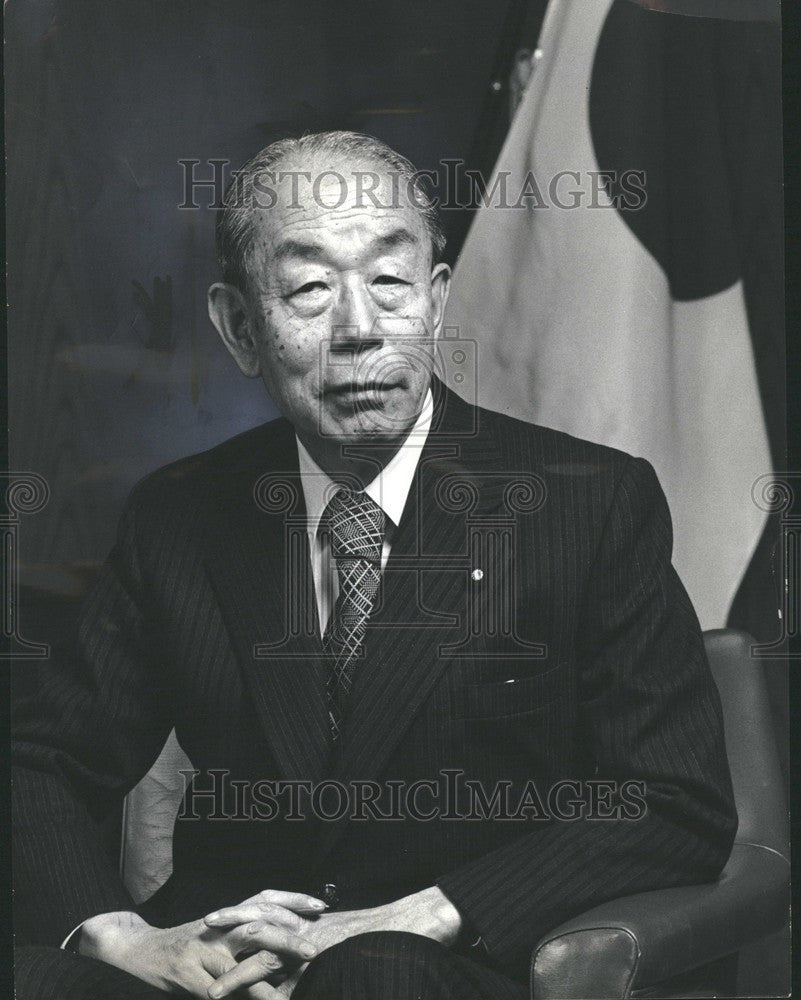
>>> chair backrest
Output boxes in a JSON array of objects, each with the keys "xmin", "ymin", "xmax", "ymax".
[
  {"xmin": 120, "ymin": 629, "xmax": 790, "ymax": 900},
  {"xmin": 702, "ymin": 629, "xmax": 788, "ymax": 857},
  {"xmin": 701, "ymin": 632, "xmax": 790, "ymax": 991}
]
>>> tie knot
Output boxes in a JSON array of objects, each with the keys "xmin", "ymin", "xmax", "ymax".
[{"xmin": 322, "ymin": 489, "xmax": 386, "ymax": 562}]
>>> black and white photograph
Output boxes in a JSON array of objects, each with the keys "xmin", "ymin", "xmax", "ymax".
[{"xmin": 6, "ymin": 1, "xmax": 791, "ymax": 997}]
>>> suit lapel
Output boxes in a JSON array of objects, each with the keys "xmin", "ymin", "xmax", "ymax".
[{"xmin": 203, "ymin": 422, "xmax": 331, "ymax": 783}]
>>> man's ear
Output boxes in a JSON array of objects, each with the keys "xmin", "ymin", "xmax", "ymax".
[
  {"xmin": 429, "ymin": 262, "xmax": 452, "ymax": 339},
  {"xmin": 207, "ymin": 282, "xmax": 261, "ymax": 377}
]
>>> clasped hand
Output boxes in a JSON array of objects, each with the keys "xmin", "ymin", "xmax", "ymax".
[
  {"xmin": 81, "ymin": 885, "xmax": 461, "ymax": 998},
  {"xmin": 79, "ymin": 890, "xmax": 324, "ymax": 999},
  {"xmin": 202, "ymin": 885, "xmax": 462, "ymax": 998}
]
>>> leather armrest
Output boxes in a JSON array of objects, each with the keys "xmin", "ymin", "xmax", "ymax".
[{"xmin": 530, "ymin": 843, "xmax": 789, "ymax": 999}]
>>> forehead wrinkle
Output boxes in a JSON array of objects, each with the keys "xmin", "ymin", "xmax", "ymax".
[
  {"xmin": 279, "ymin": 201, "xmax": 417, "ymax": 229},
  {"xmin": 273, "ymin": 225, "xmax": 420, "ymax": 261},
  {"xmin": 272, "ymin": 238, "xmax": 327, "ymax": 263},
  {"xmin": 265, "ymin": 219, "xmax": 424, "ymax": 274}
]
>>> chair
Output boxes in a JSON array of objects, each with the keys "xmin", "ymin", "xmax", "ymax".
[
  {"xmin": 120, "ymin": 630, "xmax": 790, "ymax": 996},
  {"xmin": 529, "ymin": 629, "xmax": 790, "ymax": 998}
]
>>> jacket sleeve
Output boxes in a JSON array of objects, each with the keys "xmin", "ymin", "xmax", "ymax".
[
  {"xmin": 12, "ymin": 487, "xmax": 175, "ymax": 946},
  {"xmin": 437, "ymin": 456, "xmax": 737, "ymax": 973}
]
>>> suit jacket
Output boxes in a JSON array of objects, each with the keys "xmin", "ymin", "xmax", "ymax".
[{"xmin": 12, "ymin": 381, "xmax": 737, "ymax": 977}]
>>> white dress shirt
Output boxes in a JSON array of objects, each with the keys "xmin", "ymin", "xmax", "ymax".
[{"xmin": 296, "ymin": 390, "xmax": 433, "ymax": 637}]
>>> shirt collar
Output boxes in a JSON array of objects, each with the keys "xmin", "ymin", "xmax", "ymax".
[{"xmin": 296, "ymin": 389, "xmax": 434, "ymax": 540}]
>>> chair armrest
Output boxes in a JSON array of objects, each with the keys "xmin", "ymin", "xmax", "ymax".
[{"xmin": 530, "ymin": 843, "xmax": 789, "ymax": 999}]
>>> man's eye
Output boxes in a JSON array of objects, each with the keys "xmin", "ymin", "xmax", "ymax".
[
  {"xmin": 373, "ymin": 275, "xmax": 408, "ymax": 286},
  {"xmin": 291, "ymin": 281, "xmax": 328, "ymax": 296}
]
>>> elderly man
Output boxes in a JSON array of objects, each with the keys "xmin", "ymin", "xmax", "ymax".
[{"xmin": 13, "ymin": 132, "xmax": 736, "ymax": 1000}]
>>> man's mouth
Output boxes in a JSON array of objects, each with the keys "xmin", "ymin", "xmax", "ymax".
[{"xmin": 324, "ymin": 381, "xmax": 403, "ymax": 398}]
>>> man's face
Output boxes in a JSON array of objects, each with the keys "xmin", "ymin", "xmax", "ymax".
[{"xmin": 236, "ymin": 156, "xmax": 450, "ymax": 451}]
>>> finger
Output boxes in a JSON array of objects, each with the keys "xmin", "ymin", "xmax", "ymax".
[
  {"xmin": 203, "ymin": 899, "xmax": 326, "ymax": 930},
  {"xmin": 272, "ymin": 963, "xmax": 307, "ymax": 999},
  {"xmin": 223, "ymin": 918, "xmax": 295, "ymax": 957},
  {"xmin": 232, "ymin": 922, "xmax": 318, "ymax": 962},
  {"xmin": 207, "ymin": 905, "xmax": 310, "ymax": 935},
  {"xmin": 237, "ymin": 889, "xmax": 326, "ymax": 911},
  {"xmin": 205, "ymin": 892, "xmax": 325, "ymax": 928},
  {"xmin": 208, "ymin": 949, "xmax": 311, "ymax": 998},
  {"xmin": 200, "ymin": 955, "xmax": 280, "ymax": 1000},
  {"xmin": 252, "ymin": 890, "xmax": 326, "ymax": 911},
  {"xmin": 246, "ymin": 984, "xmax": 283, "ymax": 1000},
  {"xmin": 183, "ymin": 968, "xmax": 216, "ymax": 1000},
  {"xmin": 201, "ymin": 959, "xmax": 280, "ymax": 1000}
]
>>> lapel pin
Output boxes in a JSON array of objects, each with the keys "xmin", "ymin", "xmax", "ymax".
[{"xmin": 471, "ymin": 569, "xmax": 484, "ymax": 581}]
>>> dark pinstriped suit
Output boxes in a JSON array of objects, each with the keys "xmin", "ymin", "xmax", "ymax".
[{"xmin": 13, "ymin": 380, "xmax": 737, "ymax": 993}]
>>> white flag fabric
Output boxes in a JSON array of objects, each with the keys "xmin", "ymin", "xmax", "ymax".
[{"xmin": 444, "ymin": 0, "xmax": 772, "ymax": 629}]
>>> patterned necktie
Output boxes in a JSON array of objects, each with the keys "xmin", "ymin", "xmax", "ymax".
[{"xmin": 321, "ymin": 489, "xmax": 386, "ymax": 741}]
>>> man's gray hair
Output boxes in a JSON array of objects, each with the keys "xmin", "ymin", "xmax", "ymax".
[{"xmin": 216, "ymin": 131, "xmax": 446, "ymax": 292}]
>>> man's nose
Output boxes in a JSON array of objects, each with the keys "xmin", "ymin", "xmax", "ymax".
[{"xmin": 330, "ymin": 279, "xmax": 382, "ymax": 351}]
